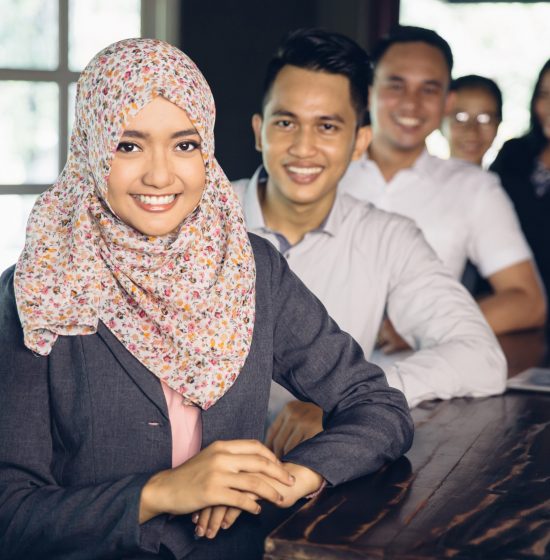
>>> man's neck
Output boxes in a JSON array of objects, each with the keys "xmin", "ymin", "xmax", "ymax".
[
  {"xmin": 368, "ymin": 141, "xmax": 425, "ymax": 182},
  {"xmin": 259, "ymin": 180, "xmax": 335, "ymax": 246}
]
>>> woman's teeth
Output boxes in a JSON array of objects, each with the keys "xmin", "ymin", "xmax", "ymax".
[{"xmin": 136, "ymin": 194, "xmax": 176, "ymax": 205}]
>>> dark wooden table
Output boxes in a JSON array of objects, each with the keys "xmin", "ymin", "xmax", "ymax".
[{"xmin": 264, "ymin": 330, "xmax": 550, "ymax": 560}]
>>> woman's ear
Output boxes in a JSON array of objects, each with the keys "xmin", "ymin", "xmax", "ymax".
[{"xmin": 251, "ymin": 114, "xmax": 263, "ymax": 152}]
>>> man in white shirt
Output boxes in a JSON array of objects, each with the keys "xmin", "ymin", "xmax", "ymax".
[
  {"xmin": 233, "ymin": 28, "xmax": 506, "ymax": 457},
  {"xmin": 339, "ymin": 26, "xmax": 546, "ymax": 347}
]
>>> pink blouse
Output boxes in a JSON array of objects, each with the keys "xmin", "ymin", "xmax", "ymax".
[{"xmin": 161, "ymin": 382, "xmax": 202, "ymax": 467}]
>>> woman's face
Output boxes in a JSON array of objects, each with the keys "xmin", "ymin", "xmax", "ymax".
[
  {"xmin": 534, "ymin": 70, "xmax": 550, "ymax": 141},
  {"xmin": 107, "ymin": 97, "xmax": 206, "ymax": 237},
  {"xmin": 447, "ymin": 87, "xmax": 500, "ymax": 166}
]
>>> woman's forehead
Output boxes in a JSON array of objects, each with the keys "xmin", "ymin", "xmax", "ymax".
[{"xmin": 122, "ymin": 97, "xmax": 198, "ymax": 134}]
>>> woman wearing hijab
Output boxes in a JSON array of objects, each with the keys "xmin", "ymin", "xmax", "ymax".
[
  {"xmin": 490, "ymin": 59, "xmax": 550, "ymax": 300},
  {"xmin": 0, "ymin": 39, "xmax": 412, "ymax": 560}
]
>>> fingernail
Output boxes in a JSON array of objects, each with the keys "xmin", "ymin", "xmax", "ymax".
[
  {"xmin": 195, "ymin": 526, "xmax": 204, "ymax": 538},
  {"xmin": 221, "ymin": 522, "xmax": 229, "ymax": 529},
  {"xmin": 191, "ymin": 513, "xmax": 199, "ymax": 524},
  {"xmin": 256, "ymin": 504, "xmax": 262, "ymax": 514},
  {"xmin": 289, "ymin": 474, "xmax": 295, "ymax": 483},
  {"xmin": 206, "ymin": 529, "xmax": 214, "ymax": 539}
]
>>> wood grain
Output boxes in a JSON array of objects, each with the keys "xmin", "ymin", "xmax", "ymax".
[{"xmin": 265, "ymin": 331, "xmax": 550, "ymax": 559}]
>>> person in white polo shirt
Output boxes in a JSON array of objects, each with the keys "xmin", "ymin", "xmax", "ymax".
[
  {"xmin": 233, "ymin": 28, "xmax": 506, "ymax": 457},
  {"xmin": 339, "ymin": 26, "xmax": 546, "ymax": 349}
]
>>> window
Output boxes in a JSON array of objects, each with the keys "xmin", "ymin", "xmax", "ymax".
[
  {"xmin": 0, "ymin": 0, "xmax": 180, "ymax": 271},
  {"xmin": 400, "ymin": 0, "xmax": 550, "ymax": 163}
]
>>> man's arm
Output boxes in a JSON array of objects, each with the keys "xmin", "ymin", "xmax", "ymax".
[
  {"xmin": 266, "ymin": 214, "xmax": 508, "ymax": 454},
  {"xmin": 480, "ymin": 260, "xmax": 546, "ymax": 334},
  {"xmin": 381, "ymin": 218, "xmax": 508, "ymax": 408}
]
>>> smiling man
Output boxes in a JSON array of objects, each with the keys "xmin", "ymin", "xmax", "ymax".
[
  {"xmin": 233, "ymin": 28, "xmax": 506, "ymax": 457},
  {"xmin": 340, "ymin": 26, "xmax": 546, "ymax": 339}
]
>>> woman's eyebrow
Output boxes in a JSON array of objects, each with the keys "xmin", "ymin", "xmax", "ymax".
[
  {"xmin": 171, "ymin": 128, "xmax": 200, "ymax": 138},
  {"xmin": 120, "ymin": 128, "xmax": 199, "ymax": 139}
]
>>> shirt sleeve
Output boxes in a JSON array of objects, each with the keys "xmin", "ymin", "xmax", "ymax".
[
  {"xmin": 466, "ymin": 172, "xmax": 532, "ymax": 278},
  {"xmin": 254, "ymin": 238, "xmax": 414, "ymax": 487},
  {"xmin": 383, "ymin": 219, "xmax": 507, "ymax": 407}
]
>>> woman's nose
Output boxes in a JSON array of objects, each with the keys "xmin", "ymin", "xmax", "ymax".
[{"xmin": 143, "ymin": 151, "xmax": 174, "ymax": 188}]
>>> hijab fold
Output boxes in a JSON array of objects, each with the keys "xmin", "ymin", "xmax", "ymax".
[{"xmin": 15, "ymin": 39, "xmax": 256, "ymax": 410}]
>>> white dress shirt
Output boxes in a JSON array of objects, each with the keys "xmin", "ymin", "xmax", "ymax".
[
  {"xmin": 233, "ymin": 169, "xmax": 506, "ymax": 411},
  {"xmin": 339, "ymin": 150, "xmax": 532, "ymax": 280}
]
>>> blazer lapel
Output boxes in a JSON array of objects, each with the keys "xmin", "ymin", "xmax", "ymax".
[{"xmin": 96, "ymin": 322, "xmax": 169, "ymax": 421}]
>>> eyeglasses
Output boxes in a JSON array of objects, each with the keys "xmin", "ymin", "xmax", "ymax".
[{"xmin": 452, "ymin": 111, "xmax": 500, "ymax": 126}]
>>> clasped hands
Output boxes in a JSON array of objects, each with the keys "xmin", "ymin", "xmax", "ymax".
[{"xmin": 139, "ymin": 439, "xmax": 322, "ymax": 540}]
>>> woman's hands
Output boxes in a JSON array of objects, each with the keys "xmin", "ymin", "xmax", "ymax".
[
  {"xmin": 191, "ymin": 461, "xmax": 324, "ymax": 539},
  {"xmin": 139, "ymin": 439, "xmax": 295, "ymax": 524}
]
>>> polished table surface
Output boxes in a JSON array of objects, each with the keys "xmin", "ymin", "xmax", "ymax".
[{"xmin": 264, "ymin": 330, "xmax": 550, "ymax": 560}]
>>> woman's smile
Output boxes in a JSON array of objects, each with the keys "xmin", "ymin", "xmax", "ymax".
[{"xmin": 132, "ymin": 193, "xmax": 179, "ymax": 211}]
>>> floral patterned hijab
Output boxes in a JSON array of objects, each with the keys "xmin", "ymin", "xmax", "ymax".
[{"xmin": 14, "ymin": 39, "xmax": 256, "ymax": 410}]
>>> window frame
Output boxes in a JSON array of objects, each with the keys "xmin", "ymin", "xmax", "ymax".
[{"xmin": 0, "ymin": 0, "xmax": 180, "ymax": 195}]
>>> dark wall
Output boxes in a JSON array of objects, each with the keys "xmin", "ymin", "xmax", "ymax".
[{"xmin": 180, "ymin": 0, "xmax": 399, "ymax": 180}]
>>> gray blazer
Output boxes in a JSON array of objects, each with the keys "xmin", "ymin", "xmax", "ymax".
[{"xmin": 0, "ymin": 234, "xmax": 413, "ymax": 560}]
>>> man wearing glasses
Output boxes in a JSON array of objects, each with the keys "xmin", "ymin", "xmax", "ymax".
[{"xmin": 340, "ymin": 26, "xmax": 545, "ymax": 345}]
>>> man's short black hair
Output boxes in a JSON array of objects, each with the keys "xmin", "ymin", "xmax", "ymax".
[
  {"xmin": 450, "ymin": 74, "xmax": 503, "ymax": 121},
  {"xmin": 261, "ymin": 28, "xmax": 372, "ymax": 126},
  {"xmin": 372, "ymin": 25, "xmax": 453, "ymax": 79}
]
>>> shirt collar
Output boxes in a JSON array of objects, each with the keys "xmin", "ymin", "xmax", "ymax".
[
  {"xmin": 244, "ymin": 166, "xmax": 341, "ymax": 237},
  {"xmin": 242, "ymin": 167, "xmax": 267, "ymax": 230},
  {"xmin": 362, "ymin": 147, "xmax": 433, "ymax": 180}
]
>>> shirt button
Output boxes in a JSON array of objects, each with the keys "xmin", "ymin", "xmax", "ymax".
[{"xmin": 284, "ymin": 252, "xmax": 290, "ymax": 259}]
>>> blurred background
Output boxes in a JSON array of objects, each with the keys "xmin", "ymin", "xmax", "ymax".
[{"xmin": 1, "ymin": 0, "xmax": 549, "ymax": 270}]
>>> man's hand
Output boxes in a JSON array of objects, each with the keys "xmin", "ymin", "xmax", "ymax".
[
  {"xmin": 376, "ymin": 318, "xmax": 411, "ymax": 354},
  {"xmin": 265, "ymin": 401, "xmax": 323, "ymax": 458}
]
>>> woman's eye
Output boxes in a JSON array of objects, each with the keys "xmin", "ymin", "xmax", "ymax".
[
  {"xmin": 176, "ymin": 141, "xmax": 200, "ymax": 152},
  {"xmin": 116, "ymin": 142, "xmax": 139, "ymax": 153}
]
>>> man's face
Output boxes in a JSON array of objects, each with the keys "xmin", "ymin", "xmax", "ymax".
[
  {"xmin": 370, "ymin": 42, "xmax": 452, "ymax": 157},
  {"xmin": 252, "ymin": 65, "xmax": 369, "ymax": 208}
]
